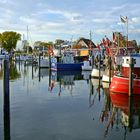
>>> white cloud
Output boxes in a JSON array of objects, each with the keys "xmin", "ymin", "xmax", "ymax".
[{"xmin": 0, "ymin": 0, "xmax": 140, "ymax": 43}]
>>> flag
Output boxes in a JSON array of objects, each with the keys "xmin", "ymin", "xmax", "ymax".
[
  {"xmin": 96, "ymin": 44, "xmax": 100, "ymax": 51},
  {"xmin": 106, "ymin": 37, "xmax": 110, "ymax": 47},
  {"xmin": 120, "ymin": 16, "xmax": 128, "ymax": 23}
]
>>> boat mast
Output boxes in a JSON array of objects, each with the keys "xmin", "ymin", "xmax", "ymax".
[
  {"xmin": 27, "ymin": 25, "xmax": 29, "ymax": 54},
  {"xmin": 120, "ymin": 16, "xmax": 128, "ymax": 48},
  {"xmin": 89, "ymin": 30, "xmax": 92, "ymax": 56},
  {"xmin": 126, "ymin": 16, "xmax": 128, "ymax": 48}
]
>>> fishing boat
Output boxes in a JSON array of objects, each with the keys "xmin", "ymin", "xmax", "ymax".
[
  {"xmin": 51, "ymin": 51, "xmax": 83, "ymax": 71},
  {"xmin": 121, "ymin": 54, "xmax": 140, "ymax": 77},
  {"xmin": 110, "ymin": 54, "xmax": 140, "ymax": 94},
  {"xmin": 110, "ymin": 75, "xmax": 140, "ymax": 94}
]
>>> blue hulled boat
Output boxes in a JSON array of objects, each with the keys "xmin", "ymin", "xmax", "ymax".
[{"xmin": 51, "ymin": 51, "xmax": 83, "ymax": 71}]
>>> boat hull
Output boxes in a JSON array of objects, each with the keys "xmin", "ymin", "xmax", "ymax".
[
  {"xmin": 110, "ymin": 75, "xmax": 140, "ymax": 94},
  {"xmin": 51, "ymin": 63, "xmax": 83, "ymax": 71}
]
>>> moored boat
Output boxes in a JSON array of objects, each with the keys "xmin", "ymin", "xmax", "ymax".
[
  {"xmin": 51, "ymin": 51, "xmax": 83, "ymax": 71},
  {"xmin": 110, "ymin": 75, "xmax": 140, "ymax": 94},
  {"xmin": 121, "ymin": 54, "xmax": 140, "ymax": 77},
  {"xmin": 110, "ymin": 54, "xmax": 140, "ymax": 95}
]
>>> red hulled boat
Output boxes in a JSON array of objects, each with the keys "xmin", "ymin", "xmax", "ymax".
[
  {"xmin": 121, "ymin": 54, "xmax": 140, "ymax": 77},
  {"xmin": 110, "ymin": 75, "xmax": 140, "ymax": 94},
  {"xmin": 110, "ymin": 54, "xmax": 140, "ymax": 95}
]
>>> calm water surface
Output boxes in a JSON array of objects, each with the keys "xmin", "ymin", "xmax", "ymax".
[{"xmin": 0, "ymin": 62, "xmax": 140, "ymax": 140}]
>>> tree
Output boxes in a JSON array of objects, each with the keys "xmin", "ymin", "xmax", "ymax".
[
  {"xmin": 55, "ymin": 39, "xmax": 64, "ymax": 45},
  {"xmin": 0, "ymin": 31, "xmax": 21, "ymax": 53}
]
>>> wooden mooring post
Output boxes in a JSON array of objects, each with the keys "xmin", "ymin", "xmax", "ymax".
[
  {"xmin": 128, "ymin": 58, "xmax": 135, "ymax": 97},
  {"xmin": 38, "ymin": 54, "xmax": 41, "ymax": 82},
  {"xmin": 3, "ymin": 59, "xmax": 11, "ymax": 140},
  {"xmin": 109, "ymin": 56, "xmax": 112, "ymax": 85},
  {"xmin": 92, "ymin": 55, "xmax": 94, "ymax": 68},
  {"xmin": 98, "ymin": 54, "xmax": 101, "ymax": 101}
]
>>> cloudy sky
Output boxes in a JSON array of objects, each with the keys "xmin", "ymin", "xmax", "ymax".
[{"xmin": 0, "ymin": 0, "xmax": 140, "ymax": 45}]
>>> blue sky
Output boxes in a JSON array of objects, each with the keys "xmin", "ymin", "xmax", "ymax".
[{"xmin": 0, "ymin": 0, "xmax": 140, "ymax": 45}]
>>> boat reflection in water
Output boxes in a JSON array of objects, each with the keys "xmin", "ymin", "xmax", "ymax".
[
  {"xmin": 48, "ymin": 70, "xmax": 88, "ymax": 96},
  {"xmin": 104, "ymin": 92, "xmax": 140, "ymax": 139}
]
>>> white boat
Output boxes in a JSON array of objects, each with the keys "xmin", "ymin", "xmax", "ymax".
[
  {"xmin": 91, "ymin": 68, "xmax": 103, "ymax": 78},
  {"xmin": 81, "ymin": 61, "xmax": 92, "ymax": 71}
]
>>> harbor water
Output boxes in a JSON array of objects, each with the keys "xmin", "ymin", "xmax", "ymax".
[{"xmin": 0, "ymin": 61, "xmax": 140, "ymax": 140}]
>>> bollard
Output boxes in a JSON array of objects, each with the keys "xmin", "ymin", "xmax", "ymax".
[{"xmin": 3, "ymin": 59, "xmax": 11, "ymax": 140}]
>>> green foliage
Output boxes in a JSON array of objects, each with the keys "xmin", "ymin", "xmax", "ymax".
[
  {"xmin": 0, "ymin": 31, "xmax": 21, "ymax": 52},
  {"xmin": 55, "ymin": 39, "xmax": 64, "ymax": 45},
  {"xmin": 9, "ymin": 63, "xmax": 21, "ymax": 80},
  {"xmin": 34, "ymin": 41, "xmax": 53, "ymax": 48}
]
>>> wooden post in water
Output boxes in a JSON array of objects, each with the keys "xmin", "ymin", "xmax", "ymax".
[
  {"xmin": 92, "ymin": 55, "xmax": 94, "ymax": 68},
  {"xmin": 109, "ymin": 56, "xmax": 112, "ymax": 84},
  {"xmin": 98, "ymin": 54, "xmax": 101, "ymax": 101},
  {"xmin": 31, "ymin": 55, "xmax": 34, "ymax": 79},
  {"xmin": 98, "ymin": 54, "xmax": 101, "ymax": 78},
  {"xmin": 129, "ymin": 58, "xmax": 135, "ymax": 97},
  {"xmin": 38, "ymin": 53, "xmax": 41, "ymax": 82},
  {"xmin": 3, "ymin": 59, "xmax": 11, "ymax": 140}
]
